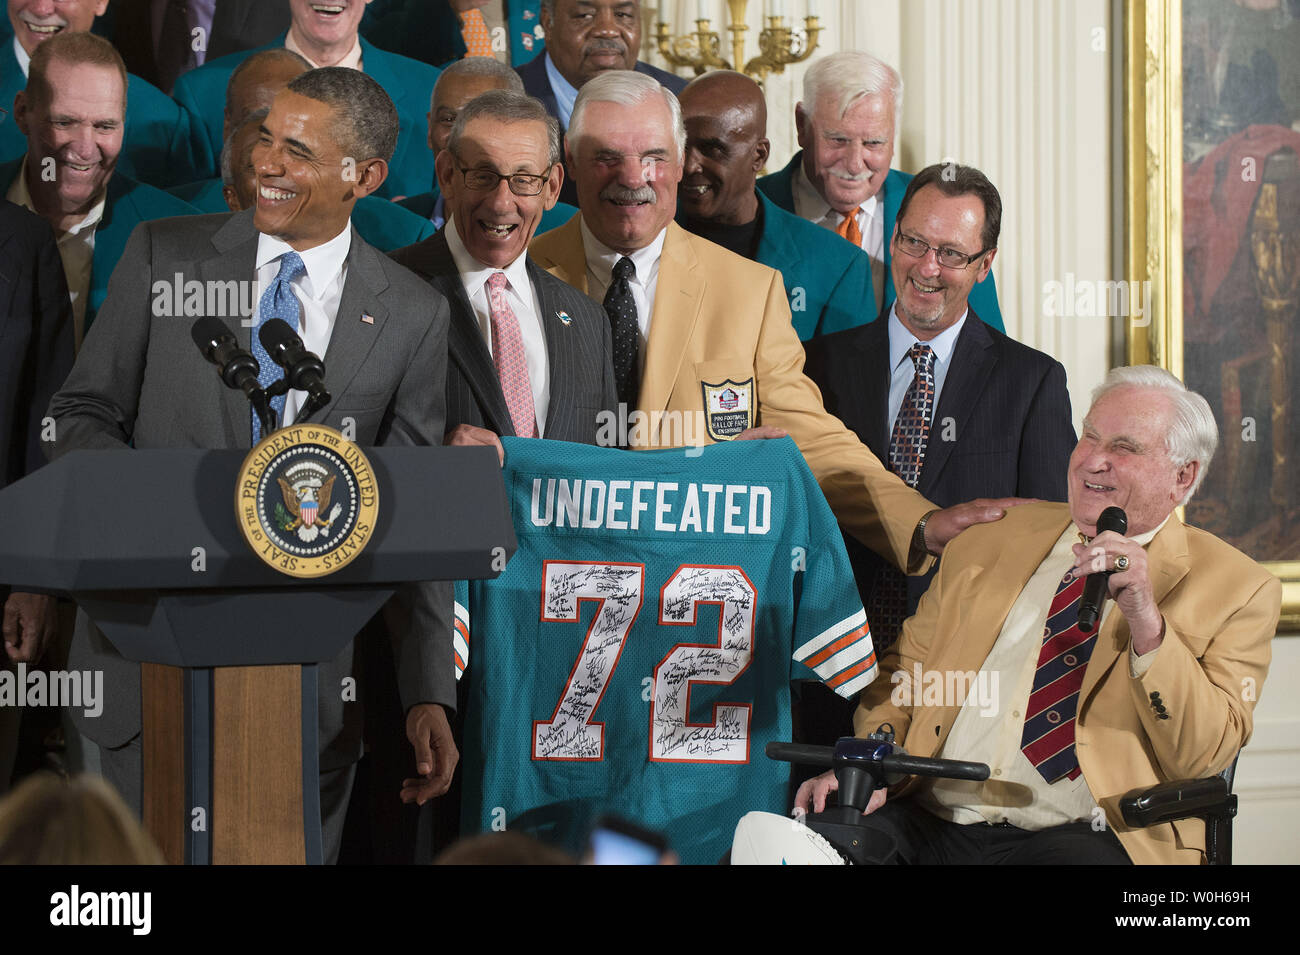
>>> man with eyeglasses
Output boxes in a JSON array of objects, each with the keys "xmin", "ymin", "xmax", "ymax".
[
  {"xmin": 391, "ymin": 88, "xmax": 616, "ymax": 451},
  {"xmin": 804, "ymin": 163, "xmax": 1074, "ymax": 660},
  {"xmin": 758, "ymin": 51, "xmax": 1004, "ymax": 332}
]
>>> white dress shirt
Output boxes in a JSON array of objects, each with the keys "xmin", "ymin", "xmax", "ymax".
[
  {"xmin": 6, "ymin": 158, "xmax": 104, "ymax": 352},
  {"xmin": 13, "ymin": 36, "xmax": 30, "ymax": 76},
  {"xmin": 792, "ymin": 160, "xmax": 885, "ymax": 308},
  {"xmin": 580, "ymin": 219, "xmax": 666, "ymax": 381},
  {"xmin": 445, "ymin": 214, "xmax": 550, "ymax": 435},
  {"xmin": 885, "ymin": 304, "xmax": 967, "ymax": 433},
  {"xmin": 254, "ymin": 225, "xmax": 351, "ymax": 425},
  {"xmin": 919, "ymin": 517, "xmax": 1169, "ymax": 829}
]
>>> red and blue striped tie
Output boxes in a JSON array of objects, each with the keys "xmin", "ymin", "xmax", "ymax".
[{"xmin": 1020, "ymin": 571, "xmax": 1096, "ymax": 783}]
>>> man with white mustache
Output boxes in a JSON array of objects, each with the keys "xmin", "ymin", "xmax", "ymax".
[{"xmin": 758, "ymin": 50, "xmax": 1004, "ymax": 332}]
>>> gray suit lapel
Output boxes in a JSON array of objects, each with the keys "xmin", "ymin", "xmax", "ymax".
[
  {"xmin": 199, "ymin": 210, "xmax": 261, "ymax": 448},
  {"xmin": 529, "ymin": 257, "xmax": 577, "ymax": 441},
  {"xmin": 317, "ymin": 229, "xmax": 390, "ymax": 419},
  {"xmin": 423, "ymin": 235, "xmax": 515, "ymax": 436}
]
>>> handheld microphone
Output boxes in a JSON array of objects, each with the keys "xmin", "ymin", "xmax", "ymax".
[
  {"xmin": 1077, "ymin": 506, "xmax": 1128, "ymax": 633},
  {"xmin": 258, "ymin": 318, "xmax": 332, "ymax": 417}
]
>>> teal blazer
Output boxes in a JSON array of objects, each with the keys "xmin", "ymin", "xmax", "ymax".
[
  {"xmin": 170, "ymin": 178, "xmax": 436, "ymax": 252},
  {"xmin": 397, "ymin": 187, "xmax": 578, "ymax": 236},
  {"xmin": 363, "ymin": 0, "xmax": 545, "ymax": 67},
  {"xmin": 757, "ymin": 152, "xmax": 1004, "ymax": 332},
  {"xmin": 171, "ymin": 35, "xmax": 439, "ymax": 201},
  {"xmin": 0, "ymin": 159, "xmax": 199, "ymax": 332},
  {"xmin": 0, "ymin": 41, "xmax": 201, "ymax": 187},
  {"xmin": 752, "ymin": 190, "xmax": 875, "ymax": 340}
]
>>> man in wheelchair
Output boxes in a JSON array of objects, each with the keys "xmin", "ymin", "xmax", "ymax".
[{"xmin": 794, "ymin": 366, "xmax": 1280, "ymax": 864}]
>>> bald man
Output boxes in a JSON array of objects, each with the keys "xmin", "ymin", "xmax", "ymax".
[
  {"xmin": 170, "ymin": 48, "xmax": 435, "ymax": 253},
  {"xmin": 676, "ymin": 71, "xmax": 875, "ymax": 341}
]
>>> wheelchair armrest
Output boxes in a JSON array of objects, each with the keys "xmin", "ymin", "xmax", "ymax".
[{"xmin": 1120, "ymin": 776, "xmax": 1235, "ymax": 828}]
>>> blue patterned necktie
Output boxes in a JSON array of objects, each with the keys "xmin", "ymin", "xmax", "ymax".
[{"xmin": 251, "ymin": 251, "xmax": 305, "ymax": 443}]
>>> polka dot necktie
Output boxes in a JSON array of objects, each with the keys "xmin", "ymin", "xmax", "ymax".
[
  {"xmin": 1020, "ymin": 571, "xmax": 1096, "ymax": 783},
  {"xmin": 603, "ymin": 256, "xmax": 640, "ymax": 410},
  {"xmin": 487, "ymin": 271, "xmax": 537, "ymax": 438},
  {"xmin": 250, "ymin": 251, "xmax": 305, "ymax": 443},
  {"xmin": 869, "ymin": 343, "xmax": 936, "ymax": 650},
  {"xmin": 835, "ymin": 206, "xmax": 863, "ymax": 247},
  {"xmin": 460, "ymin": 8, "xmax": 494, "ymax": 58}
]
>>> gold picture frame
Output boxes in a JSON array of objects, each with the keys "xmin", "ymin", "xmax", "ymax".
[{"xmin": 1124, "ymin": 0, "xmax": 1300, "ymax": 631}]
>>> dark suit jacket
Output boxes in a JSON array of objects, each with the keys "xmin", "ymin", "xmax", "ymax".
[
  {"xmin": 208, "ymin": 0, "xmax": 293, "ymax": 60},
  {"xmin": 0, "ymin": 199, "xmax": 72, "ymax": 489},
  {"xmin": 803, "ymin": 310, "xmax": 1076, "ymax": 614},
  {"xmin": 516, "ymin": 53, "xmax": 686, "ymax": 206},
  {"xmin": 390, "ymin": 229, "xmax": 615, "ymax": 444},
  {"xmin": 47, "ymin": 209, "xmax": 454, "ymax": 767}
]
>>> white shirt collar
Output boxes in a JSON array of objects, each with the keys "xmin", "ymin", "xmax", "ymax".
[
  {"xmin": 285, "ymin": 31, "xmax": 363, "ymax": 71},
  {"xmin": 13, "ymin": 36, "xmax": 30, "ymax": 77},
  {"xmin": 1070, "ymin": 514, "xmax": 1170, "ymax": 548},
  {"xmin": 792, "ymin": 158, "xmax": 879, "ymax": 225},
  {"xmin": 255, "ymin": 223, "xmax": 352, "ymax": 299},
  {"xmin": 886, "ymin": 303, "xmax": 967, "ymax": 372},
  {"xmin": 445, "ymin": 213, "xmax": 532, "ymax": 301},
  {"xmin": 579, "ymin": 217, "xmax": 667, "ymax": 290}
]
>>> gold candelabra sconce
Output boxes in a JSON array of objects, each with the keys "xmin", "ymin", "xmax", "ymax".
[{"xmin": 655, "ymin": 1, "xmax": 821, "ymax": 85}]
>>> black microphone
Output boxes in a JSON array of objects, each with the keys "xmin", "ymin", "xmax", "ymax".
[
  {"xmin": 191, "ymin": 316, "xmax": 262, "ymax": 397},
  {"xmin": 191, "ymin": 316, "xmax": 275, "ymax": 437},
  {"xmin": 257, "ymin": 319, "xmax": 331, "ymax": 415},
  {"xmin": 1077, "ymin": 506, "xmax": 1128, "ymax": 633}
]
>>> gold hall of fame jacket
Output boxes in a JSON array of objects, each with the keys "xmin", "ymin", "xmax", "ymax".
[
  {"xmin": 528, "ymin": 218, "xmax": 933, "ymax": 573},
  {"xmin": 853, "ymin": 502, "xmax": 1281, "ymax": 865}
]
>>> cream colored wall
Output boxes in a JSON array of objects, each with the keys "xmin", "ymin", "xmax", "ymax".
[
  {"xmin": 649, "ymin": 0, "xmax": 1111, "ymax": 433},
  {"xmin": 648, "ymin": 0, "xmax": 1298, "ymax": 867}
]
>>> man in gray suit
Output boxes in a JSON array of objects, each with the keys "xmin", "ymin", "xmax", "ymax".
[
  {"xmin": 46, "ymin": 67, "xmax": 457, "ymax": 863},
  {"xmin": 391, "ymin": 89, "xmax": 615, "ymax": 452}
]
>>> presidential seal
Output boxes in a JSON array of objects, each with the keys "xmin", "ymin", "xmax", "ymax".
[{"xmin": 235, "ymin": 424, "xmax": 378, "ymax": 578}]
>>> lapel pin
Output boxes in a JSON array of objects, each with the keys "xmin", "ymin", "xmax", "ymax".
[
  {"xmin": 556, "ymin": 310, "xmax": 572, "ymax": 326},
  {"xmin": 361, "ymin": 313, "xmax": 375, "ymax": 325}
]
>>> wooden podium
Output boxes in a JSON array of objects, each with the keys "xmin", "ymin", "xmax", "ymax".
[{"xmin": 0, "ymin": 445, "xmax": 514, "ymax": 864}]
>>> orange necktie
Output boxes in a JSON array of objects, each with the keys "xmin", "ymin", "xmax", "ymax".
[
  {"xmin": 461, "ymin": 8, "xmax": 494, "ymax": 58},
  {"xmin": 836, "ymin": 207, "xmax": 864, "ymax": 247}
]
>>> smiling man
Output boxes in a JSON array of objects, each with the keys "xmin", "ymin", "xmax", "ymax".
[
  {"xmin": 530, "ymin": 70, "xmax": 1025, "ymax": 579},
  {"xmin": 758, "ymin": 50, "xmax": 1003, "ymax": 331},
  {"xmin": 391, "ymin": 88, "xmax": 614, "ymax": 447},
  {"xmin": 46, "ymin": 66, "xmax": 459, "ymax": 864},
  {"xmin": 0, "ymin": 0, "xmax": 202, "ymax": 185},
  {"xmin": 676, "ymin": 70, "xmax": 874, "ymax": 341},
  {"xmin": 804, "ymin": 163, "xmax": 1074, "ymax": 657},
  {"xmin": 797, "ymin": 365, "xmax": 1281, "ymax": 865},
  {"xmin": 2, "ymin": 30, "xmax": 195, "ymax": 349},
  {"xmin": 173, "ymin": 0, "xmax": 441, "ymax": 198}
]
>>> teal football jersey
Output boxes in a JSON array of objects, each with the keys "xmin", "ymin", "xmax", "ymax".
[{"xmin": 456, "ymin": 436, "xmax": 876, "ymax": 863}]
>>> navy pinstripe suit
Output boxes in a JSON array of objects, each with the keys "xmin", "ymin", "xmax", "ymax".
[{"xmin": 390, "ymin": 229, "xmax": 616, "ymax": 444}]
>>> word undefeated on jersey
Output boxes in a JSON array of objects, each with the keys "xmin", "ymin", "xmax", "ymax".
[{"xmin": 455, "ymin": 436, "xmax": 876, "ymax": 863}]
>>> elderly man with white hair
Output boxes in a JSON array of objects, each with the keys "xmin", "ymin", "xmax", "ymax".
[
  {"xmin": 758, "ymin": 50, "xmax": 1003, "ymax": 330},
  {"xmin": 797, "ymin": 365, "xmax": 1281, "ymax": 865},
  {"xmin": 531, "ymin": 68, "xmax": 1028, "ymax": 586}
]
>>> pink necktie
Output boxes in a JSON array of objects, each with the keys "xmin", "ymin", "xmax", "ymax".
[{"xmin": 487, "ymin": 272, "xmax": 538, "ymax": 438}]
